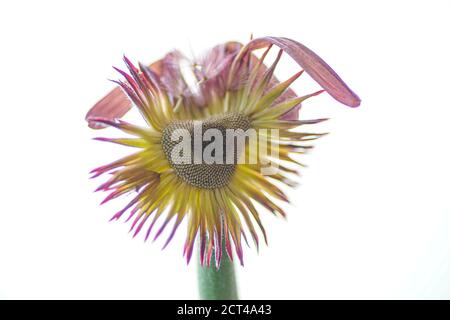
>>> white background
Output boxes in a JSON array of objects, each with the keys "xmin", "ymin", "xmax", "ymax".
[{"xmin": 0, "ymin": 0, "xmax": 449, "ymax": 299}]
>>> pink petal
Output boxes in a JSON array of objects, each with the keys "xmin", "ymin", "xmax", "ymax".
[
  {"xmin": 245, "ymin": 37, "xmax": 361, "ymax": 108},
  {"xmin": 150, "ymin": 50, "xmax": 189, "ymax": 100},
  {"xmin": 196, "ymin": 41, "xmax": 242, "ymax": 80},
  {"xmin": 193, "ymin": 41, "xmax": 243, "ymax": 106},
  {"xmin": 85, "ymin": 87, "xmax": 131, "ymax": 129}
]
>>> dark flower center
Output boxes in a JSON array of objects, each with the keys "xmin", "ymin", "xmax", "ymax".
[{"xmin": 161, "ymin": 113, "xmax": 250, "ymax": 189}]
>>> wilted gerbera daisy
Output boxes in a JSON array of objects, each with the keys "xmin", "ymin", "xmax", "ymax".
[{"xmin": 86, "ymin": 36, "xmax": 360, "ymax": 268}]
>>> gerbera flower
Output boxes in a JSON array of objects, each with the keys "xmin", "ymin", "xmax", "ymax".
[{"xmin": 86, "ymin": 36, "xmax": 360, "ymax": 268}]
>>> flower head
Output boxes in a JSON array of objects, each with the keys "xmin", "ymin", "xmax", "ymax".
[{"xmin": 86, "ymin": 36, "xmax": 360, "ymax": 268}]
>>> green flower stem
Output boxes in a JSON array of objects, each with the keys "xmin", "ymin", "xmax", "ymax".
[{"xmin": 197, "ymin": 243, "xmax": 239, "ymax": 300}]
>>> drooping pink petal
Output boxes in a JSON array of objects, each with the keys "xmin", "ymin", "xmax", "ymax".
[
  {"xmin": 86, "ymin": 87, "xmax": 131, "ymax": 129},
  {"xmin": 239, "ymin": 36, "xmax": 361, "ymax": 108}
]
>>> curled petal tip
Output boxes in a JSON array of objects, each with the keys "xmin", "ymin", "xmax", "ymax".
[{"xmin": 347, "ymin": 94, "xmax": 361, "ymax": 108}]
